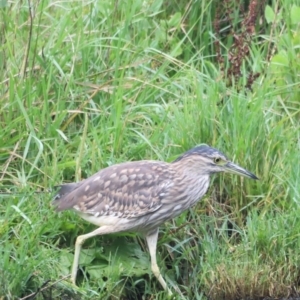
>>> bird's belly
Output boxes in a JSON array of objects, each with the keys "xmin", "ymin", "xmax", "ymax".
[
  {"xmin": 78, "ymin": 212, "xmax": 122, "ymax": 226},
  {"xmin": 77, "ymin": 211, "xmax": 151, "ymax": 232},
  {"xmin": 140, "ymin": 203, "xmax": 190, "ymax": 231}
]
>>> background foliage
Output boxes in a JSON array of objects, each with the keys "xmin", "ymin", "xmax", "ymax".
[{"xmin": 0, "ymin": 0, "xmax": 300, "ymax": 299}]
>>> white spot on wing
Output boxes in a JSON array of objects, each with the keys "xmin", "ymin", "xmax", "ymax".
[
  {"xmin": 173, "ymin": 204, "xmax": 182, "ymax": 211},
  {"xmin": 93, "ymin": 176, "xmax": 101, "ymax": 182}
]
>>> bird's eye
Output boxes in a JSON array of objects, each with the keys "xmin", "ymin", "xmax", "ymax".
[{"xmin": 214, "ymin": 157, "xmax": 222, "ymax": 164}]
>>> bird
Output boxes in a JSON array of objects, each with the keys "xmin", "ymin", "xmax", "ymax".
[{"xmin": 53, "ymin": 145, "xmax": 258, "ymax": 295}]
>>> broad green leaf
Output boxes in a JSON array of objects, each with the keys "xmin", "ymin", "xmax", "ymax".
[
  {"xmin": 59, "ymin": 250, "xmax": 74, "ymax": 275},
  {"xmin": 265, "ymin": 5, "xmax": 275, "ymax": 24},
  {"xmin": 81, "ymin": 237, "xmax": 150, "ymax": 281},
  {"xmin": 270, "ymin": 51, "xmax": 289, "ymax": 67},
  {"xmin": 168, "ymin": 12, "xmax": 182, "ymax": 28},
  {"xmin": 291, "ymin": 5, "xmax": 300, "ymax": 24}
]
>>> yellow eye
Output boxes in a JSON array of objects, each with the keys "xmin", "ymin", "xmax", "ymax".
[{"xmin": 214, "ymin": 157, "xmax": 222, "ymax": 164}]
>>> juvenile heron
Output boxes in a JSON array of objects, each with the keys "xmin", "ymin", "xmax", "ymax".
[{"xmin": 53, "ymin": 145, "xmax": 257, "ymax": 295}]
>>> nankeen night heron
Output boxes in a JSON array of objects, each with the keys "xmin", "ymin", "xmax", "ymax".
[{"xmin": 53, "ymin": 145, "xmax": 258, "ymax": 295}]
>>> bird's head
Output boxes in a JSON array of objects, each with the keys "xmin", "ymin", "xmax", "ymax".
[{"xmin": 173, "ymin": 145, "xmax": 258, "ymax": 180}]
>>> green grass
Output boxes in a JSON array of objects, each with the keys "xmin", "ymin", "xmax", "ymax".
[{"xmin": 1, "ymin": 0, "xmax": 300, "ymax": 299}]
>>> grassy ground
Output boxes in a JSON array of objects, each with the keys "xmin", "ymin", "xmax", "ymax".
[{"xmin": 1, "ymin": 0, "xmax": 300, "ymax": 299}]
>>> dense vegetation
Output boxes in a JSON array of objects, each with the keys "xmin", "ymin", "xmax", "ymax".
[{"xmin": 1, "ymin": 0, "xmax": 299, "ymax": 299}]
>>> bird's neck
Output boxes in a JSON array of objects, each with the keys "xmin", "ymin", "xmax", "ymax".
[{"xmin": 172, "ymin": 162, "xmax": 211, "ymax": 208}]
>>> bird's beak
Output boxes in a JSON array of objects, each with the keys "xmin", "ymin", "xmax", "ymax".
[{"xmin": 224, "ymin": 162, "xmax": 258, "ymax": 180}]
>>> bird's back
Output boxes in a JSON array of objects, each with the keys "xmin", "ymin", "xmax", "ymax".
[{"xmin": 53, "ymin": 160, "xmax": 176, "ymax": 227}]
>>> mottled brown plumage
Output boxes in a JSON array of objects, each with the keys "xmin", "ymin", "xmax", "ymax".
[
  {"xmin": 53, "ymin": 145, "xmax": 258, "ymax": 295},
  {"xmin": 55, "ymin": 161, "xmax": 173, "ymax": 219}
]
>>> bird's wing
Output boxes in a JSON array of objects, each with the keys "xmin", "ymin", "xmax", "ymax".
[{"xmin": 53, "ymin": 160, "xmax": 174, "ymax": 219}]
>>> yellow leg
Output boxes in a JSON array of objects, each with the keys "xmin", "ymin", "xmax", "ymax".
[
  {"xmin": 71, "ymin": 225, "xmax": 118, "ymax": 285},
  {"xmin": 145, "ymin": 228, "xmax": 173, "ymax": 296}
]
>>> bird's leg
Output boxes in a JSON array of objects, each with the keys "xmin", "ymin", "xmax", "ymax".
[
  {"xmin": 145, "ymin": 228, "xmax": 173, "ymax": 296},
  {"xmin": 71, "ymin": 225, "xmax": 119, "ymax": 285}
]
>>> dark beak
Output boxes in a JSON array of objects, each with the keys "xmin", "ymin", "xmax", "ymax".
[{"xmin": 224, "ymin": 162, "xmax": 258, "ymax": 180}]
